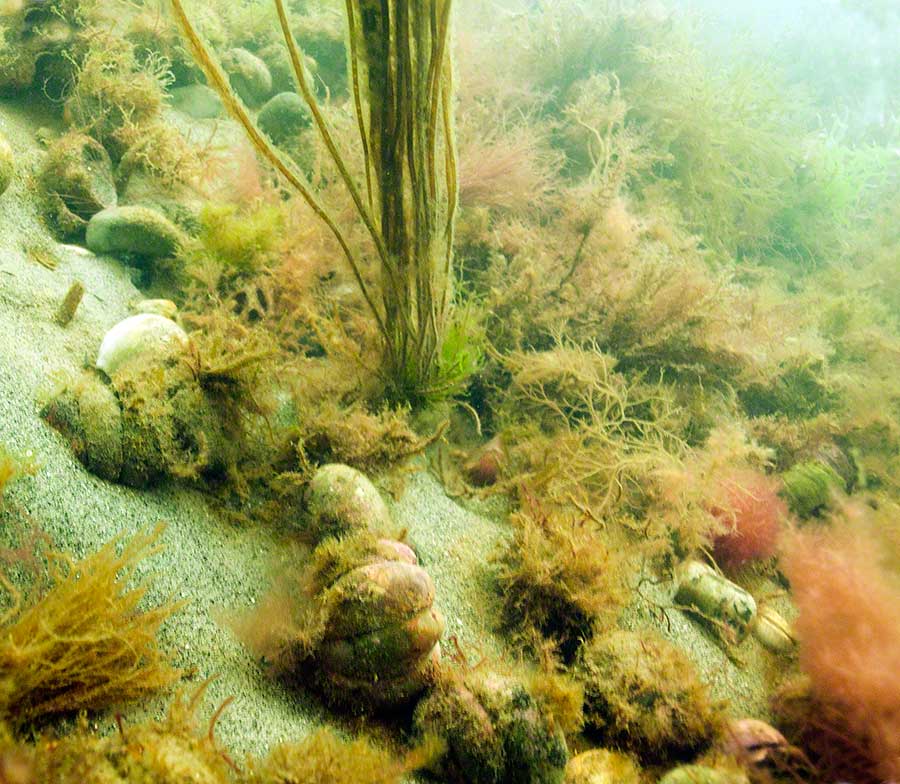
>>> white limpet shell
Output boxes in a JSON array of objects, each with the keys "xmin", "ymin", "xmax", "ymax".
[{"xmin": 96, "ymin": 313, "xmax": 191, "ymax": 377}]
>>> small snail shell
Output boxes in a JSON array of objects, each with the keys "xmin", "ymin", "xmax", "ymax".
[
  {"xmin": 675, "ymin": 559, "xmax": 757, "ymax": 639},
  {"xmin": 752, "ymin": 605, "xmax": 796, "ymax": 654},
  {"xmin": 719, "ymin": 718, "xmax": 789, "ymax": 767}
]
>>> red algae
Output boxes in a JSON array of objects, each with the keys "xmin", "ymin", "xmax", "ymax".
[
  {"xmin": 780, "ymin": 524, "xmax": 900, "ymax": 782},
  {"xmin": 710, "ymin": 469, "xmax": 787, "ymax": 573}
]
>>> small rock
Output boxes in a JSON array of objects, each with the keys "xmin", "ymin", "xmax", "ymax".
[
  {"xmin": 0, "ymin": 133, "xmax": 13, "ymax": 196},
  {"xmin": 256, "ymin": 41, "xmax": 300, "ymax": 94},
  {"xmin": 257, "ymin": 91, "xmax": 311, "ymax": 143},
  {"xmin": 717, "ymin": 718, "xmax": 790, "ymax": 770},
  {"xmin": 463, "ymin": 435, "xmax": 505, "ymax": 486},
  {"xmin": 96, "ymin": 313, "xmax": 192, "ymax": 377},
  {"xmin": 38, "ymin": 132, "xmax": 117, "ymax": 237},
  {"xmin": 222, "ymin": 47, "xmax": 272, "ymax": 106},
  {"xmin": 86, "ymin": 205, "xmax": 184, "ymax": 261},
  {"xmin": 169, "ymin": 83, "xmax": 223, "ymax": 120},
  {"xmin": 303, "ymin": 463, "xmax": 393, "ymax": 543}
]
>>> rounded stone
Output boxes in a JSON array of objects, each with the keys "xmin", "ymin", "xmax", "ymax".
[
  {"xmin": 169, "ymin": 83, "xmax": 223, "ymax": 119},
  {"xmin": 86, "ymin": 205, "xmax": 184, "ymax": 261},
  {"xmin": 257, "ymin": 91, "xmax": 311, "ymax": 143},
  {"xmin": 303, "ymin": 463, "xmax": 393, "ymax": 542},
  {"xmin": 0, "ymin": 133, "xmax": 14, "ymax": 196},
  {"xmin": 96, "ymin": 314, "xmax": 191, "ymax": 378},
  {"xmin": 222, "ymin": 47, "xmax": 272, "ymax": 106}
]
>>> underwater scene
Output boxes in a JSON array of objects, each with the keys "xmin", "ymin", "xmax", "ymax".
[{"xmin": 0, "ymin": 0, "xmax": 898, "ymax": 781}]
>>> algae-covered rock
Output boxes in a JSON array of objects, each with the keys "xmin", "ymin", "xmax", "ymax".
[
  {"xmin": 170, "ymin": 83, "xmax": 223, "ymax": 119},
  {"xmin": 293, "ymin": 20, "xmax": 347, "ymax": 96},
  {"xmin": 222, "ymin": 47, "xmax": 272, "ymax": 106},
  {"xmin": 0, "ymin": 133, "xmax": 13, "ymax": 196},
  {"xmin": 576, "ymin": 630, "xmax": 721, "ymax": 762},
  {"xmin": 0, "ymin": 2, "xmax": 79, "ymax": 98},
  {"xmin": 303, "ymin": 463, "xmax": 394, "ymax": 542},
  {"xmin": 257, "ymin": 92, "xmax": 311, "ymax": 143},
  {"xmin": 43, "ymin": 359, "xmax": 230, "ymax": 489},
  {"xmin": 256, "ymin": 41, "xmax": 301, "ymax": 95},
  {"xmin": 86, "ymin": 205, "xmax": 185, "ymax": 261},
  {"xmin": 38, "ymin": 132, "xmax": 117, "ymax": 237},
  {"xmin": 415, "ymin": 667, "xmax": 569, "ymax": 784},
  {"xmin": 780, "ymin": 460, "xmax": 844, "ymax": 518},
  {"xmin": 565, "ymin": 749, "xmax": 641, "ymax": 784}
]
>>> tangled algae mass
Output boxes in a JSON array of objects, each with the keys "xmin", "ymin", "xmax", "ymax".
[{"xmin": 0, "ymin": 0, "xmax": 899, "ymax": 781}]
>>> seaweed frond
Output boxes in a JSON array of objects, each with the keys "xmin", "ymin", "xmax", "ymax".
[
  {"xmin": 0, "ymin": 524, "xmax": 184, "ymax": 726},
  {"xmin": 493, "ymin": 491, "xmax": 627, "ymax": 658}
]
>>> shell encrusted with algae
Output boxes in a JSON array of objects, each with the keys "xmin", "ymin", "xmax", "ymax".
[
  {"xmin": 751, "ymin": 605, "xmax": 796, "ymax": 654},
  {"xmin": 309, "ymin": 536, "xmax": 444, "ymax": 709},
  {"xmin": 303, "ymin": 462, "xmax": 393, "ymax": 543},
  {"xmin": 42, "ymin": 315, "xmax": 226, "ymax": 487}
]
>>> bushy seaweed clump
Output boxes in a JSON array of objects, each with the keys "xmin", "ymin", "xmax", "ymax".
[
  {"xmin": 0, "ymin": 524, "xmax": 182, "ymax": 727},
  {"xmin": 179, "ymin": 202, "xmax": 287, "ymax": 293},
  {"xmin": 492, "ymin": 341, "xmax": 683, "ymax": 519},
  {"xmin": 650, "ymin": 424, "xmax": 785, "ymax": 566},
  {"xmin": 65, "ymin": 29, "xmax": 201, "ymax": 183},
  {"xmin": 493, "ymin": 491, "xmax": 627, "ymax": 658}
]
